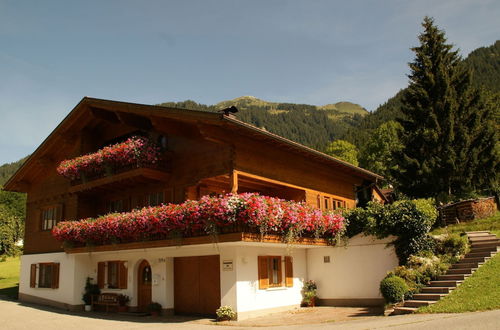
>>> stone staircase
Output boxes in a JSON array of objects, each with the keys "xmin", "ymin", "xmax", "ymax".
[{"xmin": 392, "ymin": 231, "xmax": 499, "ymax": 315}]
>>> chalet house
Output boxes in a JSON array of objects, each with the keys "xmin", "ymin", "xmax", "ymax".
[{"xmin": 4, "ymin": 97, "xmax": 397, "ymax": 320}]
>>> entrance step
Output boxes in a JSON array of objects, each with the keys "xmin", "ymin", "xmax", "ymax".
[
  {"xmin": 392, "ymin": 307, "xmax": 418, "ymax": 315},
  {"xmin": 437, "ymin": 274, "xmax": 469, "ymax": 281},
  {"xmin": 429, "ymin": 280, "xmax": 462, "ymax": 287},
  {"xmin": 412, "ymin": 293, "xmax": 445, "ymax": 301},
  {"xmin": 451, "ymin": 262, "xmax": 479, "ymax": 269},
  {"xmin": 404, "ymin": 300, "xmax": 437, "ymax": 307}
]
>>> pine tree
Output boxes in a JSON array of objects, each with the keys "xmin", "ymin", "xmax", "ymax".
[{"xmin": 394, "ymin": 17, "xmax": 499, "ymax": 200}]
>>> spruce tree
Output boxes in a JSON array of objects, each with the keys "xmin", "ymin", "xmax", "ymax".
[{"xmin": 395, "ymin": 17, "xmax": 499, "ymax": 200}]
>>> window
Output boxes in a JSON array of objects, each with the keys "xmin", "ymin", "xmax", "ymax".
[
  {"xmin": 324, "ymin": 197, "xmax": 330, "ymax": 210},
  {"xmin": 146, "ymin": 192, "xmax": 164, "ymax": 207},
  {"xmin": 41, "ymin": 205, "xmax": 63, "ymax": 230},
  {"xmin": 30, "ymin": 263, "xmax": 60, "ymax": 289},
  {"xmin": 258, "ymin": 256, "xmax": 293, "ymax": 289},
  {"xmin": 97, "ymin": 261, "xmax": 128, "ymax": 289},
  {"xmin": 108, "ymin": 199, "xmax": 124, "ymax": 213}
]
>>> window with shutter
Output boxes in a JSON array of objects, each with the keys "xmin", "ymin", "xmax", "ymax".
[
  {"xmin": 37, "ymin": 263, "xmax": 60, "ymax": 289},
  {"xmin": 258, "ymin": 256, "xmax": 269, "ymax": 289},
  {"xmin": 97, "ymin": 260, "xmax": 127, "ymax": 289}
]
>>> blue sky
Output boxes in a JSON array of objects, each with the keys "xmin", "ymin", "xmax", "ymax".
[{"xmin": 1, "ymin": 0, "xmax": 499, "ymax": 165}]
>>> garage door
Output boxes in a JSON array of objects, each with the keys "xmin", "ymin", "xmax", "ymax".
[{"xmin": 174, "ymin": 255, "xmax": 221, "ymax": 316}]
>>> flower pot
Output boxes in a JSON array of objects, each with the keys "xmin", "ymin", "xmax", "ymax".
[
  {"xmin": 84, "ymin": 305, "xmax": 92, "ymax": 312},
  {"xmin": 117, "ymin": 305, "xmax": 128, "ymax": 313},
  {"xmin": 150, "ymin": 311, "xmax": 160, "ymax": 317},
  {"xmin": 308, "ymin": 297, "xmax": 316, "ymax": 307}
]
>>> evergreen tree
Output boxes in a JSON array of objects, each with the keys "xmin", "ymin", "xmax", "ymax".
[{"xmin": 394, "ymin": 17, "xmax": 499, "ymax": 199}]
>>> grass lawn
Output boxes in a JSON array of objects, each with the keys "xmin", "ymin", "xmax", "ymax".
[
  {"xmin": 418, "ymin": 252, "xmax": 500, "ymax": 313},
  {"xmin": 0, "ymin": 256, "xmax": 20, "ymax": 299},
  {"xmin": 431, "ymin": 211, "xmax": 500, "ymax": 236}
]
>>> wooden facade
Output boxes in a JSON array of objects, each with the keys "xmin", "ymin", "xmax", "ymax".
[{"xmin": 5, "ymin": 97, "xmax": 382, "ymax": 255}]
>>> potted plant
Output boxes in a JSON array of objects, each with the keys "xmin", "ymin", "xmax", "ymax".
[
  {"xmin": 147, "ymin": 302, "xmax": 162, "ymax": 316},
  {"xmin": 117, "ymin": 294, "xmax": 130, "ymax": 312},
  {"xmin": 301, "ymin": 280, "xmax": 317, "ymax": 307},
  {"xmin": 216, "ymin": 305, "xmax": 236, "ymax": 321},
  {"xmin": 82, "ymin": 277, "xmax": 100, "ymax": 311}
]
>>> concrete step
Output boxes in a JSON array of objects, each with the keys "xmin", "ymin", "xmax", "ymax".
[
  {"xmin": 429, "ymin": 280, "xmax": 462, "ymax": 287},
  {"xmin": 465, "ymin": 251, "xmax": 494, "ymax": 258},
  {"xmin": 437, "ymin": 274, "xmax": 468, "ymax": 281},
  {"xmin": 447, "ymin": 268, "xmax": 475, "ymax": 275},
  {"xmin": 451, "ymin": 262, "xmax": 480, "ymax": 269},
  {"xmin": 392, "ymin": 307, "xmax": 418, "ymax": 315},
  {"xmin": 412, "ymin": 293, "xmax": 445, "ymax": 301},
  {"xmin": 467, "ymin": 231, "xmax": 492, "ymax": 236},
  {"xmin": 421, "ymin": 287, "xmax": 453, "ymax": 294},
  {"xmin": 468, "ymin": 235, "xmax": 497, "ymax": 241},
  {"xmin": 471, "ymin": 240, "xmax": 500, "ymax": 248},
  {"xmin": 459, "ymin": 256, "xmax": 490, "ymax": 264},
  {"xmin": 404, "ymin": 300, "xmax": 437, "ymax": 307},
  {"xmin": 470, "ymin": 246, "xmax": 498, "ymax": 253}
]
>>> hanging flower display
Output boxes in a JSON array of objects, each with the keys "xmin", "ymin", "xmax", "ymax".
[
  {"xmin": 52, "ymin": 193, "xmax": 346, "ymax": 246},
  {"xmin": 56, "ymin": 136, "xmax": 161, "ymax": 180}
]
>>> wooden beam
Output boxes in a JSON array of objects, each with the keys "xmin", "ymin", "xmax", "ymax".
[
  {"xmin": 115, "ymin": 111, "xmax": 153, "ymax": 130},
  {"xmin": 89, "ymin": 107, "xmax": 120, "ymax": 124},
  {"xmin": 230, "ymin": 170, "xmax": 238, "ymax": 194}
]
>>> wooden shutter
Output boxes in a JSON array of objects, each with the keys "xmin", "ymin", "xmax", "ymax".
[
  {"xmin": 258, "ymin": 256, "xmax": 269, "ymax": 290},
  {"xmin": 30, "ymin": 264, "xmax": 37, "ymax": 288},
  {"xmin": 51, "ymin": 263, "xmax": 60, "ymax": 289},
  {"xmin": 118, "ymin": 261, "xmax": 128, "ymax": 289},
  {"xmin": 285, "ymin": 256, "xmax": 293, "ymax": 287},
  {"xmin": 97, "ymin": 262, "xmax": 106, "ymax": 289}
]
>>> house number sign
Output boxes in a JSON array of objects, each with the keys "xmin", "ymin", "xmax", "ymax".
[{"xmin": 222, "ymin": 260, "xmax": 233, "ymax": 271}]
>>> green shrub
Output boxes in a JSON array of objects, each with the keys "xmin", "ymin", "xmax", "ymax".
[
  {"xmin": 344, "ymin": 199, "xmax": 439, "ymax": 264},
  {"xmin": 216, "ymin": 305, "xmax": 236, "ymax": 321},
  {"xmin": 434, "ymin": 233, "xmax": 469, "ymax": 257},
  {"xmin": 380, "ymin": 276, "xmax": 409, "ymax": 304}
]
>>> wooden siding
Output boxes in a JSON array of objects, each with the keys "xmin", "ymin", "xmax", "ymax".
[{"xmin": 17, "ymin": 102, "xmax": 376, "ymax": 254}]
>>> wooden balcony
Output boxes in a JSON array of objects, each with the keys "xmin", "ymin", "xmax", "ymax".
[{"xmin": 68, "ymin": 164, "xmax": 170, "ymax": 193}]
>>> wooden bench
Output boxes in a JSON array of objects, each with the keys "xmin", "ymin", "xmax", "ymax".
[{"xmin": 91, "ymin": 293, "xmax": 119, "ymax": 313}]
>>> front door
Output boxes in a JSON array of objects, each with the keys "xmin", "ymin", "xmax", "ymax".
[{"xmin": 137, "ymin": 260, "xmax": 152, "ymax": 312}]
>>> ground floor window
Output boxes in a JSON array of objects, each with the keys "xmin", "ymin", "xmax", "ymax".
[
  {"xmin": 97, "ymin": 261, "xmax": 128, "ymax": 289},
  {"xmin": 258, "ymin": 256, "xmax": 293, "ymax": 289},
  {"xmin": 30, "ymin": 263, "xmax": 60, "ymax": 289}
]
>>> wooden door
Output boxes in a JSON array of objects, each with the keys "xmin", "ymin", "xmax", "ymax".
[
  {"xmin": 174, "ymin": 255, "xmax": 220, "ymax": 316},
  {"xmin": 137, "ymin": 260, "xmax": 152, "ymax": 312}
]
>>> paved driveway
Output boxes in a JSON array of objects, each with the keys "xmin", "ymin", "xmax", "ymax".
[{"xmin": 1, "ymin": 299, "xmax": 499, "ymax": 330}]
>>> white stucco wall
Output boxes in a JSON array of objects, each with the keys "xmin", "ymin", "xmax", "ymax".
[
  {"xmin": 233, "ymin": 245, "xmax": 306, "ymax": 318},
  {"xmin": 306, "ymin": 234, "xmax": 398, "ymax": 301}
]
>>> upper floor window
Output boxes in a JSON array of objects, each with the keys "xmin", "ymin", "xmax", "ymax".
[
  {"xmin": 108, "ymin": 199, "xmax": 125, "ymax": 213},
  {"xmin": 146, "ymin": 192, "xmax": 164, "ymax": 207},
  {"xmin": 41, "ymin": 205, "xmax": 63, "ymax": 231}
]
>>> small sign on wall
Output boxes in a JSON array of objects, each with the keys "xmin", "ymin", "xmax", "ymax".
[{"xmin": 222, "ymin": 260, "xmax": 233, "ymax": 271}]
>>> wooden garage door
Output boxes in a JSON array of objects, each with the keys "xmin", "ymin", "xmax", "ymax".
[{"xmin": 174, "ymin": 255, "xmax": 221, "ymax": 316}]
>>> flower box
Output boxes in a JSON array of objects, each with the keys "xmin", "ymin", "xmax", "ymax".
[
  {"xmin": 56, "ymin": 136, "xmax": 162, "ymax": 181},
  {"xmin": 52, "ymin": 193, "xmax": 346, "ymax": 247}
]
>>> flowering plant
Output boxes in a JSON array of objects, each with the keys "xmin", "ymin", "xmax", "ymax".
[
  {"xmin": 52, "ymin": 193, "xmax": 345, "ymax": 246},
  {"xmin": 56, "ymin": 136, "xmax": 161, "ymax": 180}
]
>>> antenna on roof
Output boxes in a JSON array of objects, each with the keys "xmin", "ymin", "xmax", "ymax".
[{"xmin": 219, "ymin": 106, "xmax": 238, "ymax": 116}]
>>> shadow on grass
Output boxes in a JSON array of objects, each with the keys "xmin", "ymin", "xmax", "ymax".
[{"xmin": 0, "ymin": 284, "xmax": 19, "ymax": 300}]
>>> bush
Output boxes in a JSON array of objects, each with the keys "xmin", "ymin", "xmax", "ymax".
[
  {"xmin": 380, "ymin": 276, "xmax": 409, "ymax": 304},
  {"xmin": 434, "ymin": 233, "xmax": 469, "ymax": 257},
  {"xmin": 216, "ymin": 305, "xmax": 236, "ymax": 321},
  {"xmin": 344, "ymin": 199, "xmax": 438, "ymax": 264}
]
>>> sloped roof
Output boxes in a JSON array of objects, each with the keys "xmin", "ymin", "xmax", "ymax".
[{"xmin": 4, "ymin": 97, "xmax": 382, "ymax": 192}]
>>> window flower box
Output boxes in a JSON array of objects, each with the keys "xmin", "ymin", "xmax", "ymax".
[
  {"xmin": 52, "ymin": 193, "xmax": 346, "ymax": 247},
  {"xmin": 56, "ymin": 136, "xmax": 162, "ymax": 182}
]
